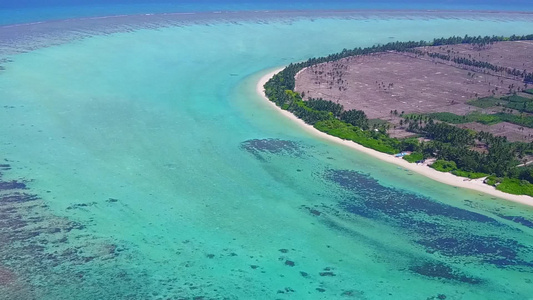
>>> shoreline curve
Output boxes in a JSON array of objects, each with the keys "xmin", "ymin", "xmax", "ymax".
[{"xmin": 256, "ymin": 68, "xmax": 533, "ymax": 208}]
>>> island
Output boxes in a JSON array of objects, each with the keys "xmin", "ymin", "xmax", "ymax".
[{"xmin": 262, "ymin": 34, "xmax": 533, "ymax": 201}]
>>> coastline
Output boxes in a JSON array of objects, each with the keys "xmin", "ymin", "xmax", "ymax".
[{"xmin": 256, "ymin": 68, "xmax": 533, "ymax": 207}]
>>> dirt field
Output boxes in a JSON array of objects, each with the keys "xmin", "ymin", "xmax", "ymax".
[
  {"xmin": 421, "ymin": 40, "xmax": 533, "ymax": 74},
  {"xmin": 295, "ymin": 51, "xmax": 521, "ymax": 119},
  {"xmin": 294, "ymin": 41, "xmax": 533, "ymax": 141},
  {"xmin": 459, "ymin": 122, "xmax": 533, "ymax": 143}
]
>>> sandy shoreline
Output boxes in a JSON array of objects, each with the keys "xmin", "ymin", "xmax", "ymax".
[{"xmin": 256, "ymin": 68, "xmax": 533, "ymax": 207}]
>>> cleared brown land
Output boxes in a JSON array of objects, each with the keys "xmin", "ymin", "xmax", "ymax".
[
  {"xmin": 459, "ymin": 122, "xmax": 533, "ymax": 143},
  {"xmin": 421, "ymin": 40, "xmax": 533, "ymax": 73},
  {"xmin": 294, "ymin": 41, "xmax": 533, "ymax": 141},
  {"xmin": 295, "ymin": 51, "xmax": 520, "ymax": 119}
]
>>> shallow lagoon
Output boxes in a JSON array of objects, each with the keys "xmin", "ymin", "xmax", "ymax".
[{"xmin": 1, "ymin": 10, "xmax": 533, "ymax": 299}]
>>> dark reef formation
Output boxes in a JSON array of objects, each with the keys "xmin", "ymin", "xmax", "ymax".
[
  {"xmin": 0, "ymin": 163, "xmax": 160, "ymax": 299},
  {"xmin": 323, "ymin": 169, "xmax": 533, "ymax": 281},
  {"xmin": 240, "ymin": 138, "xmax": 306, "ymax": 161}
]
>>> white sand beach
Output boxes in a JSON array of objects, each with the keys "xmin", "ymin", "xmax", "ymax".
[{"xmin": 257, "ymin": 68, "xmax": 533, "ymax": 207}]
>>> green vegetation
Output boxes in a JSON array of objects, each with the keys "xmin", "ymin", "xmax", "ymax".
[
  {"xmin": 467, "ymin": 97, "xmax": 504, "ymax": 108},
  {"xmin": 424, "ymin": 111, "xmax": 533, "ymax": 128},
  {"xmin": 368, "ymin": 118, "xmax": 389, "ymax": 128},
  {"xmin": 407, "ymin": 121, "xmax": 531, "ymax": 177},
  {"xmin": 282, "ymin": 90, "xmax": 334, "ymax": 125},
  {"xmin": 504, "ymin": 95, "xmax": 532, "ymax": 103},
  {"xmin": 340, "ymin": 109, "xmax": 369, "ymax": 129},
  {"xmin": 489, "ymin": 113, "xmax": 533, "ymax": 128},
  {"xmin": 314, "ymin": 119, "xmax": 399, "ymax": 154},
  {"xmin": 525, "ymin": 89, "xmax": 533, "ymax": 95},
  {"xmin": 501, "ymin": 95, "xmax": 533, "ymax": 113},
  {"xmin": 431, "ymin": 160, "xmax": 491, "ymax": 179},
  {"xmin": 451, "ymin": 170, "xmax": 488, "ymax": 179},
  {"xmin": 399, "ymin": 138, "xmax": 421, "ymax": 152},
  {"xmin": 431, "ymin": 164, "xmax": 488, "ymax": 179},
  {"xmin": 486, "ymin": 165, "xmax": 533, "ymax": 196},
  {"xmin": 305, "ymin": 98, "xmax": 343, "ymax": 118},
  {"xmin": 431, "ymin": 160, "xmax": 458, "ymax": 172},
  {"xmin": 263, "ymin": 34, "xmax": 533, "ymax": 196},
  {"xmin": 403, "ymin": 152, "xmax": 424, "ymax": 163},
  {"xmin": 485, "ymin": 176, "xmax": 499, "ymax": 186},
  {"xmin": 495, "ymin": 178, "xmax": 533, "ymax": 196},
  {"xmin": 425, "ymin": 112, "xmax": 501, "ymax": 125}
]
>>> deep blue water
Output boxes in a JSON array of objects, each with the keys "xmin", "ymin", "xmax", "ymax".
[{"xmin": 1, "ymin": 0, "xmax": 533, "ymax": 25}]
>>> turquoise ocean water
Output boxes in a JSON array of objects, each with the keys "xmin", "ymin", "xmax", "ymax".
[{"xmin": 1, "ymin": 7, "xmax": 533, "ymax": 300}]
